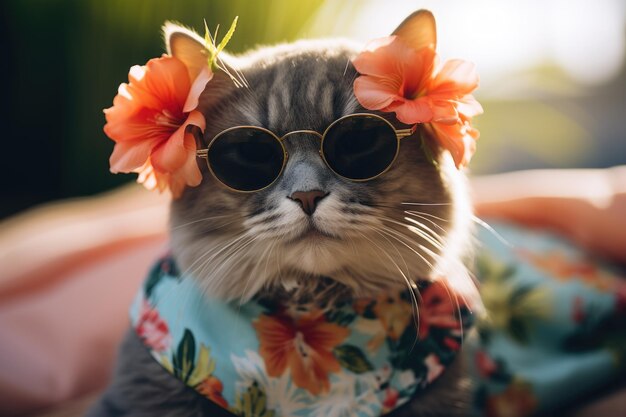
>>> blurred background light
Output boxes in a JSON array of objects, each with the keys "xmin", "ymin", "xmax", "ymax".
[{"xmin": 305, "ymin": 0, "xmax": 626, "ymax": 93}]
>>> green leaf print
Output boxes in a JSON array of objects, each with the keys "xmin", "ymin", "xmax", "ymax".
[
  {"xmin": 333, "ymin": 344, "xmax": 374, "ymax": 374},
  {"xmin": 231, "ymin": 381, "xmax": 275, "ymax": 417},
  {"xmin": 172, "ymin": 329, "xmax": 196, "ymax": 383}
]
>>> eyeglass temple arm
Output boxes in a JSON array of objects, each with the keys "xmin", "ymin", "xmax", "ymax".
[
  {"xmin": 185, "ymin": 124, "xmax": 209, "ymax": 158},
  {"xmin": 396, "ymin": 124, "xmax": 417, "ymax": 139}
]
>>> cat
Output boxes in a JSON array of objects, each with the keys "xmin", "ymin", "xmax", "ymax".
[{"xmin": 87, "ymin": 10, "xmax": 477, "ymax": 417}]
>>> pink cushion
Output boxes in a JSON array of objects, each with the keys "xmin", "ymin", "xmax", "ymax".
[{"xmin": 0, "ymin": 187, "xmax": 169, "ymax": 416}]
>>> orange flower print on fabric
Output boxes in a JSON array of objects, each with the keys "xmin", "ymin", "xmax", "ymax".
[
  {"xmin": 253, "ymin": 311, "xmax": 349, "ymax": 395},
  {"xmin": 518, "ymin": 249, "xmax": 623, "ymax": 292},
  {"xmin": 197, "ymin": 376, "xmax": 229, "ymax": 409},
  {"xmin": 104, "ymin": 55, "xmax": 211, "ymax": 198},
  {"xmin": 352, "ymin": 36, "xmax": 482, "ymax": 168}
]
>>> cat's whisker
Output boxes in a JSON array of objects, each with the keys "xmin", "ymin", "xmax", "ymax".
[
  {"xmin": 403, "ymin": 217, "xmax": 447, "ymax": 247},
  {"xmin": 184, "ymin": 232, "xmax": 251, "ymax": 282},
  {"xmin": 213, "ymin": 234, "xmax": 258, "ymax": 277},
  {"xmin": 215, "ymin": 236, "xmax": 261, "ymax": 301},
  {"xmin": 472, "ymin": 215, "xmax": 512, "ymax": 247},
  {"xmin": 401, "ymin": 202, "xmax": 452, "ymax": 206},
  {"xmin": 170, "ymin": 214, "xmax": 233, "ymax": 230},
  {"xmin": 262, "ymin": 239, "xmax": 278, "ymax": 288},
  {"xmin": 366, "ymin": 225, "xmax": 413, "ymax": 284},
  {"xmin": 375, "ymin": 215, "xmax": 445, "ymax": 251},
  {"xmin": 342, "ymin": 58, "xmax": 351, "ymax": 77},
  {"xmin": 403, "ymin": 212, "xmax": 448, "ymax": 236},
  {"xmin": 202, "ymin": 235, "xmax": 258, "ymax": 296},
  {"xmin": 370, "ymin": 224, "xmax": 437, "ymax": 273},
  {"xmin": 370, "ymin": 224, "xmax": 472, "ymax": 346},
  {"xmin": 171, "ymin": 217, "xmax": 239, "ymax": 233},
  {"xmin": 356, "ymin": 229, "xmax": 422, "ymax": 351},
  {"xmin": 158, "ymin": 232, "xmax": 251, "ymax": 308},
  {"xmin": 239, "ymin": 237, "xmax": 278, "ymax": 303},
  {"xmin": 405, "ymin": 210, "xmax": 449, "ymax": 223}
]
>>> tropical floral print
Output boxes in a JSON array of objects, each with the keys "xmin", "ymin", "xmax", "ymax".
[
  {"xmin": 417, "ymin": 280, "xmax": 466, "ymax": 340},
  {"xmin": 198, "ymin": 376, "xmax": 229, "ymax": 409},
  {"xmin": 253, "ymin": 310, "xmax": 349, "ymax": 395},
  {"xmin": 471, "ymin": 221, "xmax": 626, "ymax": 417},
  {"xmin": 130, "ymin": 255, "xmax": 471, "ymax": 417},
  {"xmin": 135, "ymin": 300, "xmax": 171, "ymax": 352},
  {"xmin": 518, "ymin": 248, "xmax": 625, "ymax": 292}
]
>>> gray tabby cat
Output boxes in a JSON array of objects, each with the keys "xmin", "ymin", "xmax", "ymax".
[{"xmin": 87, "ymin": 10, "xmax": 477, "ymax": 417}]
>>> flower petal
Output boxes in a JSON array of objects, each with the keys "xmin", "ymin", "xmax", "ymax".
[
  {"xmin": 183, "ymin": 67, "xmax": 214, "ymax": 113},
  {"xmin": 123, "ymin": 66, "xmax": 164, "ymax": 111},
  {"xmin": 104, "ymin": 108, "xmax": 173, "ymax": 143},
  {"xmin": 389, "ymin": 97, "xmax": 433, "ymax": 124},
  {"xmin": 135, "ymin": 160, "xmax": 158, "ymax": 191},
  {"xmin": 109, "ymin": 137, "xmax": 161, "ymax": 173},
  {"xmin": 401, "ymin": 46, "xmax": 436, "ymax": 99},
  {"xmin": 456, "ymin": 94, "xmax": 483, "ymax": 118},
  {"xmin": 427, "ymin": 120, "xmax": 477, "ymax": 168},
  {"xmin": 150, "ymin": 121, "xmax": 188, "ymax": 171},
  {"xmin": 354, "ymin": 76, "xmax": 400, "ymax": 110},
  {"xmin": 353, "ymin": 36, "xmax": 412, "ymax": 78},
  {"xmin": 429, "ymin": 98, "xmax": 459, "ymax": 124},
  {"xmin": 168, "ymin": 129, "xmax": 204, "ymax": 197},
  {"xmin": 143, "ymin": 55, "xmax": 191, "ymax": 112},
  {"xmin": 430, "ymin": 59, "xmax": 479, "ymax": 98}
]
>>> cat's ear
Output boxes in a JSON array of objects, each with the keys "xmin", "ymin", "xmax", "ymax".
[
  {"xmin": 163, "ymin": 22, "xmax": 210, "ymax": 81},
  {"xmin": 392, "ymin": 10, "xmax": 437, "ymax": 51},
  {"xmin": 163, "ymin": 22, "xmax": 237, "ymax": 138}
]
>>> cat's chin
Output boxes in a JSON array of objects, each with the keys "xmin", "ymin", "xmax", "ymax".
[
  {"xmin": 283, "ymin": 237, "xmax": 344, "ymax": 276},
  {"xmin": 283, "ymin": 225, "xmax": 338, "ymax": 245}
]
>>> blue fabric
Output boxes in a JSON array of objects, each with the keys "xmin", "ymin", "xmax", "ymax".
[{"xmin": 468, "ymin": 221, "xmax": 626, "ymax": 417}]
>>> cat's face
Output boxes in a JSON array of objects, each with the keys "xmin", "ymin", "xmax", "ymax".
[{"xmin": 168, "ymin": 36, "xmax": 473, "ymax": 302}]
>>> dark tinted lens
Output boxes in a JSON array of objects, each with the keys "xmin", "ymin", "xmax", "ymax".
[
  {"xmin": 322, "ymin": 115, "xmax": 398, "ymax": 180},
  {"xmin": 207, "ymin": 128, "xmax": 285, "ymax": 191}
]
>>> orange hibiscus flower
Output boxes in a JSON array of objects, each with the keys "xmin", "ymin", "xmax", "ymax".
[
  {"xmin": 104, "ymin": 55, "xmax": 211, "ymax": 198},
  {"xmin": 253, "ymin": 311, "xmax": 349, "ymax": 395},
  {"xmin": 352, "ymin": 35, "xmax": 482, "ymax": 168}
]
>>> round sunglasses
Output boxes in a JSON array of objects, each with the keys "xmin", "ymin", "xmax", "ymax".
[{"xmin": 195, "ymin": 113, "xmax": 415, "ymax": 192}]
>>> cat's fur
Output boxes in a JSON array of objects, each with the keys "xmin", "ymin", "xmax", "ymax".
[{"xmin": 88, "ymin": 11, "xmax": 477, "ymax": 417}]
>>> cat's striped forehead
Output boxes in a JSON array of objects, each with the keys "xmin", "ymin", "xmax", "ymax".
[{"xmin": 235, "ymin": 40, "xmax": 361, "ymax": 134}]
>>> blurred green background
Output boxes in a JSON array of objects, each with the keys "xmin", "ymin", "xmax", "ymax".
[{"xmin": 1, "ymin": 0, "xmax": 625, "ymax": 219}]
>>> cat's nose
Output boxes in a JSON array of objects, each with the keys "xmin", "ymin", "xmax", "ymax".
[{"xmin": 289, "ymin": 190, "xmax": 328, "ymax": 215}]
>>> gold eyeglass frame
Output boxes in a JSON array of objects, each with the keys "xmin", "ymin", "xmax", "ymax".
[{"xmin": 195, "ymin": 113, "xmax": 416, "ymax": 193}]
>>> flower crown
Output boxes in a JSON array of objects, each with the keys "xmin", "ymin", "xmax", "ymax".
[
  {"xmin": 103, "ymin": 18, "xmax": 238, "ymax": 198},
  {"xmin": 352, "ymin": 11, "xmax": 482, "ymax": 169},
  {"xmin": 103, "ymin": 11, "xmax": 482, "ymax": 198}
]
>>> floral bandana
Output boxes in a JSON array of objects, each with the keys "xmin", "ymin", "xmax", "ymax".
[{"xmin": 130, "ymin": 257, "xmax": 474, "ymax": 416}]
